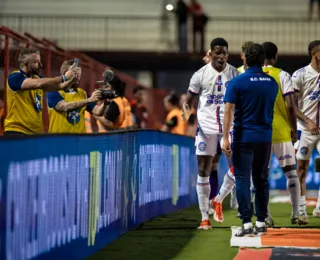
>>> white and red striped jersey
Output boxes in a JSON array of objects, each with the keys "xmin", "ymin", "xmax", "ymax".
[
  {"xmin": 188, "ymin": 63, "xmax": 239, "ymax": 135},
  {"xmin": 292, "ymin": 64, "xmax": 320, "ymax": 131}
]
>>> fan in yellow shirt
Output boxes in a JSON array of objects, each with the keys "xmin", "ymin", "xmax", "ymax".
[
  {"xmin": 4, "ymin": 48, "xmax": 79, "ymax": 135},
  {"xmin": 47, "ymin": 60, "xmax": 107, "ymax": 133}
]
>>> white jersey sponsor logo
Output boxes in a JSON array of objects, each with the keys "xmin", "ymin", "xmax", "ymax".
[
  {"xmin": 188, "ymin": 63, "xmax": 239, "ymax": 135},
  {"xmin": 292, "ymin": 64, "xmax": 320, "ymax": 131}
]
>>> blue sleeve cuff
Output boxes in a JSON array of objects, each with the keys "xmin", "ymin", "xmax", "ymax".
[
  {"xmin": 47, "ymin": 92, "xmax": 64, "ymax": 108},
  {"xmin": 223, "ymin": 99, "xmax": 236, "ymax": 104},
  {"xmin": 8, "ymin": 73, "xmax": 26, "ymax": 91},
  {"xmin": 86, "ymin": 102, "xmax": 96, "ymax": 112},
  {"xmin": 283, "ymin": 91, "xmax": 294, "ymax": 97},
  {"xmin": 188, "ymin": 90, "xmax": 199, "ymax": 95}
]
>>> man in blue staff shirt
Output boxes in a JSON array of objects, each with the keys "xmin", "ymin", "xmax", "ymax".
[{"xmin": 221, "ymin": 43, "xmax": 278, "ymax": 237}]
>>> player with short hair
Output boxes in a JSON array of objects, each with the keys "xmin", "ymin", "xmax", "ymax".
[
  {"xmin": 181, "ymin": 38, "xmax": 238, "ymax": 230},
  {"xmin": 213, "ymin": 41, "xmax": 256, "ymax": 223},
  {"xmin": 293, "ymin": 40, "xmax": 320, "ymax": 223},
  {"xmin": 222, "ymin": 43, "xmax": 278, "ymax": 237},
  {"xmin": 212, "ymin": 42, "xmax": 313, "ymax": 226},
  {"xmin": 202, "ymin": 49, "xmax": 222, "ymax": 214},
  {"xmin": 234, "ymin": 41, "xmax": 255, "ymax": 211},
  {"xmin": 261, "ymin": 42, "xmax": 305, "ymax": 225}
]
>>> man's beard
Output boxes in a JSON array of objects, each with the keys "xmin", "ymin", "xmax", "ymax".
[{"xmin": 28, "ymin": 65, "xmax": 40, "ymax": 75}]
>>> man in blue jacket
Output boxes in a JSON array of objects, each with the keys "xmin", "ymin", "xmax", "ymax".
[{"xmin": 222, "ymin": 43, "xmax": 278, "ymax": 237}]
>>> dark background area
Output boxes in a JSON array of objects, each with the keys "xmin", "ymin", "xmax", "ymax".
[{"xmin": 85, "ymin": 51, "xmax": 310, "ymax": 92}]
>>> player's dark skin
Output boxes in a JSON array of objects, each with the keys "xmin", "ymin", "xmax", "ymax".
[{"xmin": 184, "ymin": 45, "xmax": 229, "ymax": 178}]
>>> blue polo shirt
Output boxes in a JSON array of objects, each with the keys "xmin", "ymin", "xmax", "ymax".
[{"xmin": 224, "ymin": 66, "xmax": 278, "ymax": 142}]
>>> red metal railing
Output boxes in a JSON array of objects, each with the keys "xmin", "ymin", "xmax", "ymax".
[{"xmin": 0, "ymin": 26, "xmax": 168, "ymax": 134}]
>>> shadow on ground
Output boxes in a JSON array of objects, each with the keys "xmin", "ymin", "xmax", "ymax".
[
  {"xmin": 87, "ymin": 197, "xmax": 237, "ymax": 260},
  {"xmin": 86, "ymin": 206, "xmax": 200, "ymax": 260}
]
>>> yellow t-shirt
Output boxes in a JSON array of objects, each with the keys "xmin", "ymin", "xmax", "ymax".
[
  {"xmin": 5, "ymin": 70, "xmax": 44, "ymax": 134},
  {"xmin": 237, "ymin": 65, "xmax": 245, "ymax": 74},
  {"xmin": 47, "ymin": 88, "xmax": 96, "ymax": 133},
  {"xmin": 262, "ymin": 66, "xmax": 292, "ymax": 144}
]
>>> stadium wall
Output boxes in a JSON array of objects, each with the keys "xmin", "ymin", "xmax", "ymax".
[
  {"xmin": 0, "ymin": 0, "xmax": 308, "ymax": 18},
  {"xmin": 1, "ymin": 14, "xmax": 318, "ymax": 54}
]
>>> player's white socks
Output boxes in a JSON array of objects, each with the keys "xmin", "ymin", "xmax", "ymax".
[
  {"xmin": 299, "ymin": 195, "xmax": 307, "ymax": 215},
  {"xmin": 244, "ymin": 222, "xmax": 253, "ymax": 229},
  {"xmin": 214, "ymin": 169, "xmax": 235, "ymax": 203},
  {"xmin": 256, "ymin": 221, "xmax": 266, "ymax": 228},
  {"xmin": 197, "ymin": 176, "xmax": 210, "ymax": 221},
  {"xmin": 316, "ymin": 186, "xmax": 320, "ymax": 210},
  {"xmin": 285, "ymin": 170, "xmax": 300, "ymax": 216}
]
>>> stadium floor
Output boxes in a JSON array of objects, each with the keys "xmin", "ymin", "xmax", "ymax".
[{"xmin": 88, "ymin": 197, "xmax": 320, "ymax": 260}]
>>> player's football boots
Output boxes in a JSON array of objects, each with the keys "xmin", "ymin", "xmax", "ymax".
[
  {"xmin": 212, "ymin": 199, "xmax": 224, "ymax": 223},
  {"xmin": 197, "ymin": 219, "xmax": 212, "ymax": 230}
]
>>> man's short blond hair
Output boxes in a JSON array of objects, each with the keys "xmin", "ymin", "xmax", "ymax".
[
  {"xmin": 18, "ymin": 47, "xmax": 40, "ymax": 64},
  {"xmin": 60, "ymin": 59, "xmax": 74, "ymax": 74},
  {"xmin": 241, "ymin": 41, "xmax": 254, "ymax": 53}
]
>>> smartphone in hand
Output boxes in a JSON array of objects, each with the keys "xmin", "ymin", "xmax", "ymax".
[{"xmin": 73, "ymin": 58, "xmax": 79, "ymax": 68}]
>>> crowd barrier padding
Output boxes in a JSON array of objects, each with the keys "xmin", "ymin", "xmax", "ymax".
[
  {"xmin": 1, "ymin": 131, "xmax": 319, "ymax": 260},
  {"xmin": 0, "ymin": 130, "xmax": 198, "ymax": 260}
]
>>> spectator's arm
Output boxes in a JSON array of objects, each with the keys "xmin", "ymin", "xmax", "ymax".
[
  {"xmin": 8, "ymin": 66, "xmax": 80, "ymax": 92},
  {"xmin": 48, "ymin": 92, "xmax": 97, "ymax": 113},
  {"xmin": 162, "ymin": 116, "xmax": 178, "ymax": 132},
  {"xmin": 89, "ymin": 102, "xmax": 107, "ymax": 116},
  {"xmin": 8, "ymin": 72, "xmax": 67, "ymax": 92},
  {"xmin": 105, "ymin": 101, "xmax": 120, "ymax": 122},
  {"xmin": 92, "ymin": 115, "xmax": 114, "ymax": 130}
]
